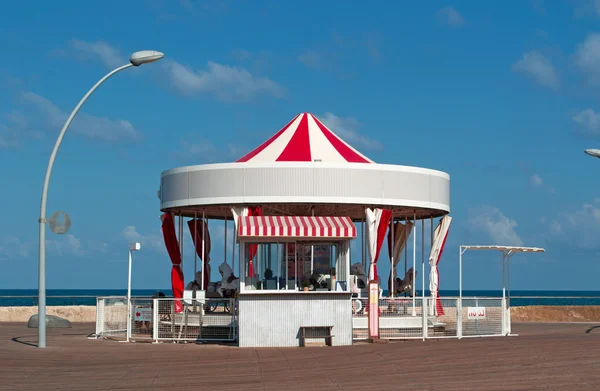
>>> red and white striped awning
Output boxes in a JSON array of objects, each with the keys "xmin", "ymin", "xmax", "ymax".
[
  {"xmin": 237, "ymin": 216, "xmax": 357, "ymax": 239},
  {"xmin": 236, "ymin": 113, "xmax": 374, "ymax": 164}
]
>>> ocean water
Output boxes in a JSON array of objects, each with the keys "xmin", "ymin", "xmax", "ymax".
[{"xmin": 1, "ymin": 289, "xmax": 600, "ymax": 307}]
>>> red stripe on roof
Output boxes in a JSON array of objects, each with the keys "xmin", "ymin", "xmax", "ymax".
[
  {"xmin": 236, "ymin": 114, "xmax": 301, "ymax": 162},
  {"xmin": 276, "ymin": 113, "xmax": 312, "ymax": 161},
  {"xmin": 310, "ymin": 114, "xmax": 371, "ymax": 163}
]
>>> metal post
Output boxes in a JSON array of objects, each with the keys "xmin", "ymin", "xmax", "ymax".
[
  {"xmin": 194, "ymin": 212, "xmax": 198, "ymax": 275},
  {"xmin": 390, "ymin": 212, "xmax": 394, "ymax": 297},
  {"xmin": 201, "ymin": 210, "xmax": 206, "ymax": 291},
  {"xmin": 412, "ymin": 211, "xmax": 416, "ymax": 315},
  {"xmin": 37, "ymin": 62, "xmax": 135, "ymax": 349},
  {"xmin": 127, "ymin": 249, "xmax": 132, "ymax": 342},
  {"xmin": 224, "ymin": 218, "xmax": 228, "ymax": 266}
]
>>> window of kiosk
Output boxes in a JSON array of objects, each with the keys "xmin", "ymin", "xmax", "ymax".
[{"xmin": 243, "ymin": 242, "xmax": 347, "ymax": 291}]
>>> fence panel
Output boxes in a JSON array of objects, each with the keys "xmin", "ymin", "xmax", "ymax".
[
  {"xmin": 461, "ymin": 298, "xmax": 504, "ymax": 337},
  {"xmin": 129, "ymin": 298, "xmax": 154, "ymax": 341},
  {"xmin": 96, "ymin": 296, "xmax": 127, "ymax": 339},
  {"xmin": 155, "ymin": 298, "xmax": 237, "ymax": 342},
  {"xmin": 379, "ymin": 297, "xmax": 425, "ymax": 339},
  {"xmin": 425, "ymin": 297, "xmax": 460, "ymax": 338}
]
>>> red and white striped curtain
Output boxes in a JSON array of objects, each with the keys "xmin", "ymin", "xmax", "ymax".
[{"xmin": 365, "ymin": 208, "xmax": 393, "ymax": 281}]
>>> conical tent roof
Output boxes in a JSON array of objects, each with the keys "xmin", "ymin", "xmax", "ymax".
[{"xmin": 236, "ymin": 113, "xmax": 374, "ymax": 163}]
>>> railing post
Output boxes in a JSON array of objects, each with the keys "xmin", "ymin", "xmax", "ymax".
[
  {"xmin": 95, "ymin": 297, "xmax": 103, "ymax": 337},
  {"xmin": 457, "ymin": 297, "xmax": 462, "ymax": 339},
  {"xmin": 126, "ymin": 297, "xmax": 132, "ymax": 342},
  {"xmin": 422, "ymin": 296, "xmax": 427, "ymax": 340},
  {"xmin": 152, "ymin": 298, "xmax": 159, "ymax": 342},
  {"xmin": 501, "ymin": 296, "xmax": 507, "ymax": 336}
]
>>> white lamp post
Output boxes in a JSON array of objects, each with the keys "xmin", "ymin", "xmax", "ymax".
[
  {"xmin": 126, "ymin": 242, "xmax": 142, "ymax": 342},
  {"xmin": 585, "ymin": 149, "xmax": 600, "ymax": 158},
  {"xmin": 37, "ymin": 50, "xmax": 164, "ymax": 348}
]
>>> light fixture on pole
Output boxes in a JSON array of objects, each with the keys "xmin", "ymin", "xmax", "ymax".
[
  {"xmin": 126, "ymin": 242, "xmax": 142, "ymax": 342},
  {"xmin": 37, "ymin": 50, "xmax": 164, "ymax": 349},
  {"xmin": 584, "ymin": 149, "xmax": 600, "ymax": 158}
]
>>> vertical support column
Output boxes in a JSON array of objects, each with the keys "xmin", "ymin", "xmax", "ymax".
[
  {"xmin": 501, "ymin": 251, "xmax": 507, "ymax": 336},
  {"xmin": 421, "ymin": 217, "xmax": 425, "ymax": 339},
  {"xmin": 412, "ymin": 211, "xmax": 417, "ymax": 316},
  {"xmin": 239, "ymin": 242, "xmax": 246, "ymax": 292},
  {"xmin": 404, "ymin": 213, "xmax": 408, "ymax": 297},
  {"xmin": 362, "ymin": 218, "xmax": 366, "ymax": 272},
  {"xmin": 458, "ymin": 246, "xmax": 465, "ymax": 339},
  {"xmin": 193, "ymin": 212, "xmax": 198, "ymax": 276},
  {"xmin": 224, "ymin": 217, "xmax": 228, "ymax": 267},
  {"xmin": 390, "ymin": 212, "xmax": 395, "ymax": 298},
  {"xmin": 201, "ymin": 211, "xmax": 206, "ymax": 291},
  {"xmin": 152, "ymin": 298, "xmax": 159, "ymax": 342}
]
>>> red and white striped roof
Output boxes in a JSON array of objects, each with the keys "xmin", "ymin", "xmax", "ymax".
[
  {"xmin": 238, "ymin": 216, "xmax": 357, "ymax": 239},
  {"xmin": 236, "ymin": 113, "xmax": 374, "ymax": 163}
]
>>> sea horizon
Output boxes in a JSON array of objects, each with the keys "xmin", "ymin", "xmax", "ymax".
[{"xmin": 1, "ymin": 289, "xmax": 599, "ymax": 307}]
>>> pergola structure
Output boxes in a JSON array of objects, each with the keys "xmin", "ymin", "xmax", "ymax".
[{"xmin": 459, "ymin": 245, "xmax": 545, "ymax": 335}]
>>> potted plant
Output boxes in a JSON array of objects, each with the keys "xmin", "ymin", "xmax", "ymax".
[{"xmin": 301, "ymin": 280, "xmax": 310, "ymax": 292}]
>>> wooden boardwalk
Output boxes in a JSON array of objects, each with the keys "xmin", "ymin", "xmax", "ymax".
[{"xmin": 0, "ymin": 322, "xmax": 599, "ymax": 390}]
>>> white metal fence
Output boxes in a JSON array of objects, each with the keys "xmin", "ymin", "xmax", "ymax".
[
  {"xmin": 352, "ymin": 296, "xmax": 507, "ymax": 341},
  {"xmin": 96, "ymin": 297, "xmax": 237, "ymax": 343}
]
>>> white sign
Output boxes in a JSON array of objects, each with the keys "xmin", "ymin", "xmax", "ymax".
[
  {"xmin": 467, "ymin": 307, "xmax": 486, "ymax": 320},
  {"xmin": 134, "ymin": 306, "xmax": 152, "ymax": 322}
]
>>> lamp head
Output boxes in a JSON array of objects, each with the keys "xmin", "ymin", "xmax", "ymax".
[
  {"xmin": 129, "ymin": 50, "xmax": 164, "ymax": 67},
  {"xmin": 129, "ymin": 242, "xmax": 141, "ymax": 251},
  {"xmin": 585, "ymin": 149, "xmax": 600, "ymax": 158}
]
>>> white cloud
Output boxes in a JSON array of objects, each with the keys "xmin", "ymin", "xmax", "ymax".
[
  {"xmin": 318, "ymin": 112, "xmax": 383, "ymax": 151},
  {"xmin": 163, "ymin": 60, "xmax": 286, "ymax": 101},
  {"xmin": 20, "ymin": 91, "xmax": 140, "ymax": 142},
  {"xmin": 46, "ymin": 234, "xmax": 85, "ymax": 256},
  {"xmin": 298, "ymin": 51, "xmax": 323, "ymax": 70},
  {"xmin": 573, "ymin": 108, "xmax": 600, "ymax": 135},
  {"xmin": 71, "ymin": 39, "xmax": 125, "ymax": 69},
  {"xmin": 511, "ymin": 51, "xmax": 559, "ymax": 89},
  {"xmin": 530, "ymin": 174, "xmax": 544, "ymax": 186},
  {"xmin": 436, "ymin": 7, "xmax": 465, "ymax": 27},
  {"xmin": 468, "ymin": 206, "xmax": 524, "ymax": 246},
  {"xmin": 0, "ymin": 236, "xmax": 34, "ymax": 260},
  {"xmin": 121, "ymin": 226, "xmax": 165, "ymax": 253},
  {"xmin": 574, "ymin": 33, "xmax": 600, "ymax": 86},
  {"xmin": 549, "ymin": 199, "xmax": 600, "ymax": 249},
  {"xmin": 173, "ymin": 140, "xmax": 219, "ymax": 162}
]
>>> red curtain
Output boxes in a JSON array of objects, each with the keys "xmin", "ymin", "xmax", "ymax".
[
  {"xmin": 187, "ymin": 219, "xmax": 211, "ymax": 289},
  {"xmin": 247, "ymin": 206, "xmax": 262, "ymax": 277},
  {"xmin": 161, "ymin": 213, "xmax": 184, "ymax": 313},
  {"xmin": 373, "ymin": 209, "xmax": 392, "ymax": 280},
  {"xmin": 435, "ymin": 224, "xmax": 450, "ymax": 316}
]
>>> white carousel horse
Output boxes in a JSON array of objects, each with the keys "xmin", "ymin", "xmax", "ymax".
[
  {"xmin": 217, "ymin": 262, "xmax": 239, "ymax": 298},
  {"xmin": 390, "ymin": 267, "xmax": 417, "ymax": 297}
]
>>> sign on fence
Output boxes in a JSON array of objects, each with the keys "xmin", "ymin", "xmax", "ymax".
[
  {"xmin": 467, "ymin": 307, "xmax": 486, "ymax": 319},
  {"xmin": 134, "ymin": 306, "xmax": 152, "ymax": 322}
]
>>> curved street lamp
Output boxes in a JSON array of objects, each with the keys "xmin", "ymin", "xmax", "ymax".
[
  {"xmin": 37, "ymin": 50, "xmax": 164, "ymax": 348},
  {"xmin": 585, "ymin": 149, "xmax": 600, "ymax": 158}
]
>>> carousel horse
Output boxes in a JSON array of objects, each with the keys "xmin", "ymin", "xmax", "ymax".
[
  {"xmin": 185, "ymin": 271, "xmax": 203, "ymax": 291},
  {"xmin": 217, "ymin": 262, "xmax": 239, "ymax": 298},
  {"xmin": 390, "ymin": 267, "xmax": 417, "ymax": 297}
]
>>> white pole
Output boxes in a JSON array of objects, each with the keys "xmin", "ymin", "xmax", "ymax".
[
  {"xmin": 126, "ymin": 249, "xmax": 132, "ymax": 342},
  {"xmin": 459, "ymin": 247, "xmax": 463, "ymax": 299},
  {"xmin": 390, "ymin": 212, "xmax": 394, "ymax": 297},
  {"xmin": 404, "ymin": 214, "xmax": 408, "ymax": 296},
  {"xmin": 194, "ymin": 212, "xmax": 197, "ymax": 276},
  {"xmin": 412, "ymin": 212, "xmax": 416, "ymax": 315},
  {"xmin": 37, "ymin": 62, "xmax": 137, "ymax": 349},
  {"xmin": 421, "ymin": 218, "xmax": 425, "ymax": 317},
  {"xmin": 201, "ymin": 210, "xmax": 206, "ymax": 291},
  {"xmin": 362, "ymin": 218, "xmax": 366, "ymax": 271},
  {"xmin": 224, "ymin": 218, "xmax": 228, "ymax": 266}
]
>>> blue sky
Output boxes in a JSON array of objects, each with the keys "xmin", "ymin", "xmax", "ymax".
[{"xmin": 1, "ymin": 0, "xmax": 600, "ymax": 292}]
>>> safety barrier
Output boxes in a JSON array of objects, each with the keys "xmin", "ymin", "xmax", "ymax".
[
  {"xmin": 96, "ymin": 296, "xmax": 237, "ymax": 343},
  {"xmin": 352, "ymin": 296, "xmax": 506, "ymax": 341}
]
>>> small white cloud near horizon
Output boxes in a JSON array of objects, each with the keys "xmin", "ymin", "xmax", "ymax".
[
  {"xmin": 436, "ymin": 6, "xmax": 465, "ymax": 27},
  {"xmin": 163, "ymin": 60, "xmax": 286, "ymax": 101},
  {"xmin": 511, "ymin": 51, "xmax": 560, "ymax": 90},
  {"xmin": 122, "ymin": 226, "xmax": 165, "ymax": 253},
  {"xmin": 71, "ymin": 39, "xmax": 126, "ymax": 69},
  {"xmin": 573, "ymin": 108, "xmax": 600, "ymax": 135},
  {"xmin": 549, "ymin": 199, "xmax": 600, "ymax": 249},
  {"xmin": 574, "ymin": 33, "xmax": 600, "ymax": 86},
  {"xmin": 19, "ymin": 91, "xmax": 140, "ymax": 142},
  {"xmin": 318, "ymin": 112, "xmax": 384, "ymax": 151},
  {"xmin": 468, "ymin": 206, "xmax": 524, "ymax": 246},
  {"xmin": 0, "ymin": 236, "xmax": 34, "ymax": 260},
  {"xmin": 46, "ymin": 234, "xmax": 85, "ymax": 257},
  {"xmin": 530, "ymin": 174, "xmax": 544, "ymax": 186}
]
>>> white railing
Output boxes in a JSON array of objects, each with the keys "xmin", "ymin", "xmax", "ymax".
[
  {"xmin": 352, "ymin": 296, "xmax": 506, "ymax": 340},
  {"xmin": 95, "ymin": 296, "xmax": 237, "ymax": 343}
]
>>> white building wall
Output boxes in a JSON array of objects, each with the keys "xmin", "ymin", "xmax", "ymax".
[{"xmin": 238, "ymin": 292, "xmax": 353, "ymax": 347}]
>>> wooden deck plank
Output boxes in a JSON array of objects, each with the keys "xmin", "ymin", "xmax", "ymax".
[{"xmin": 0, "ymin": 322, "xmax": 598, "ymax": 390}]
